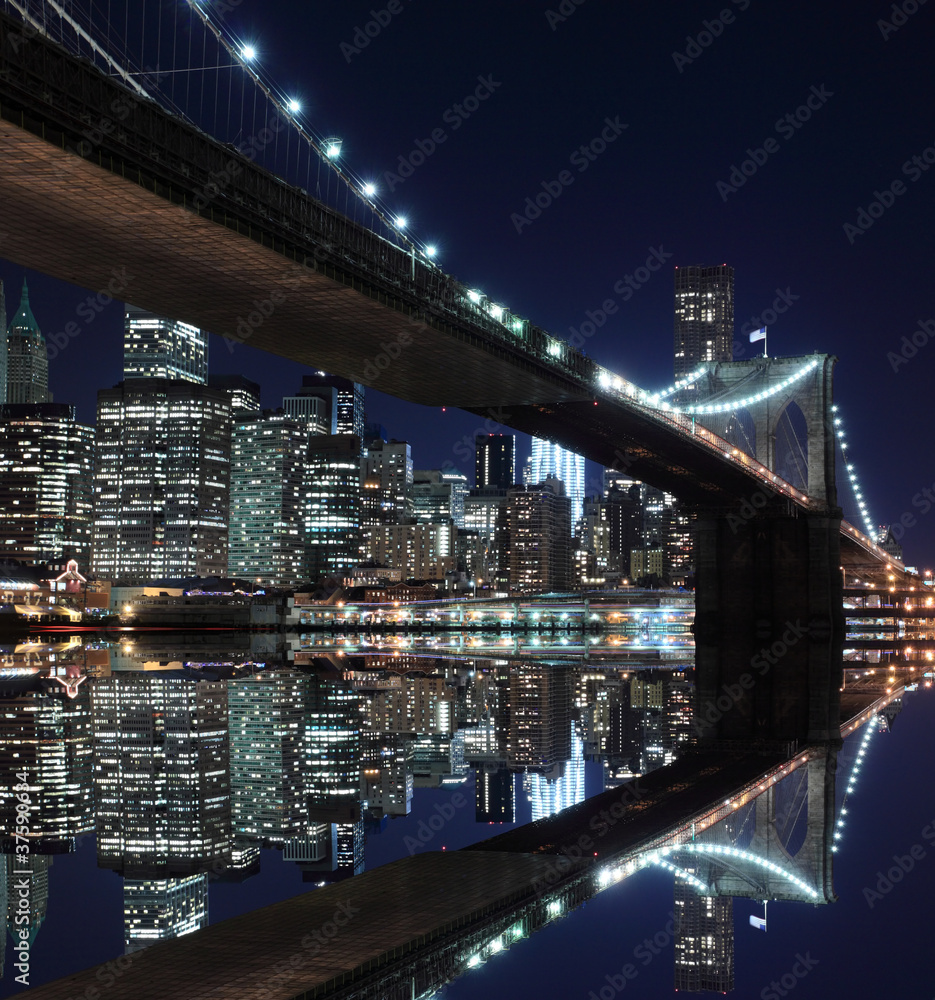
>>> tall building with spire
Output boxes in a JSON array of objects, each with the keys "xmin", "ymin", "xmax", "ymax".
[
  {"xmin": 6, "ymin": 281, "xmax": 50, "ymax": 404},
  {"xmin": 673, "ymin": 264, "xmax": 734, "ymax": 379}
]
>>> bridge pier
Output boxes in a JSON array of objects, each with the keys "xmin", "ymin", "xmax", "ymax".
[{"xmin": 692, "ymin": 510, "xmax": 844, "ymax": 745}]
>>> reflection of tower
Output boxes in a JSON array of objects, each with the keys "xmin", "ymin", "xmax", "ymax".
[
  {"xmin": 305, "ymin": 674, "xmax": 362, "ymax": 824},
  {"xmin": 474, "ymin": 763, "xmax": 515, "ymax": 823},
  {"xmin": 526, "ymin": 725, "xmax": 584, "ymax": 821},
  {"xmin": 123, "ymin": 875, "xmax": 208, "ymax": 953},
  {"xmin": 4, "ymin": 854, "xmax": 51, "ymax": 947},
  {"xmin": 228, "ymin": 672, "xmax": 306, "ymax": 844},
  {"xmin": 0, "ymin": 682, "xmax": 93, "ymax": 849},
  {"xmin": 92, "ymin": 675, "xmax": 231, "ymax": 875},
  {"xmin": 508, "ymin": 663, "xmax": 572, "ymax": 772},
  {"xmin": 673, "ymin": 880, "xmax": 735, "ymax": 992}
]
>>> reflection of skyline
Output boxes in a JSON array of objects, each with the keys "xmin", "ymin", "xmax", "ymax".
[{"xmin": 0, "ymin": 640, "xmax": 922, "ymax": 986}]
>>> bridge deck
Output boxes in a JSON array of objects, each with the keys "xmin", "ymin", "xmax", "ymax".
[{"xmin": 26, "ymin": 851, "xmax": 572, "ymax": 1000}]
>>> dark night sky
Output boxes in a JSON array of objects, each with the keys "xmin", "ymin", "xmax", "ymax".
[{"xmin": 2, "ymin": 0, "xmax": 935, "ymax": 564}]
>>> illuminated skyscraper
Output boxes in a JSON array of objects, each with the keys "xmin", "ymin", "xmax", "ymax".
[
  {"xmin": 361, "ymin": 439, "xmax": 412, "ymax": 525},
  {"xmin": 91, "ymin": 675, "xmax": 231, "ymax": 876},
  {"xmin": 209, "ymin": 374, "xmax": 261, "ymax": 412},
  {"xmin": 228, "ymin": 672, "xmax": 306, "ymax": 844},
  {"xmin": 529, "ymin": 438, "xmax": 584, "ymax": 526},
  {"xmin": 305, "ymin": 434, "xmax": 362, "ymax": 581},
  {"xmin": 228, "ymin": 410, "xmax": 306, "ymax": 586},
  {"xmin": 505, "ymin": 481, "xmax": 573, "ymax": 593},
  {"xmin": 0, "ymin": 403, "xmax": 94, "ymax": 568},
  {"xmin": 290, "ymin": 373, "xmax": 364, "ymax": 438},
  {"xmin": 508, "ymin": 663, "xmax": 572, "ymax": 772},
  {"xmin": 673, "ymin": 264, "xmax": 734, "ymax": 379},
  {"xmin": 123, "ymin": 306, "xmax": 208, "ymax": 384},
  {"xmin": 305, "ymin": 674, "xmax": 362, "ymax": 824},
  {"xmin": 475, "ymin": 763, "xmax": 515, "ymax": 823},
  {"xmin": 475, "ymin": 434, "xmax": 515, "ymax": 489},
  {"xmin": 673, "ymin": 882, "xmax": 735, "ymax": 992},
  {"xmin": 412, "ymin": 469, "xmax": 469, "ymax": 528},
  {"xmin": 124, "ymin": 875, "xmax": 208, "ymax": 954},
  {"xmin": 92, "ymin": 379, "xmax": 231, "ymax": 583},
  {"xmin": 5, "ymin": 281, "xmax": 50, "ymax": 405},
  {"xmin": 0, "ymin": 680, "xmax": 93, "ymax": 849},
  {"xmin": 526, "ymin": 724, "xmax": 584, "ymax": 821}
]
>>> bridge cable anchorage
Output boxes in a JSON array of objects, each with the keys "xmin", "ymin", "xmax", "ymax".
[
  {"xmin": 832, "ymin": 406, "xmax": 876, "ymax": 538},
  {"xmin": 833, "ymin": 719, "xmax": 876, "ymax": 853},
  {"xmin": 183, "ymin": 0, "xmax": 437, "ymax": 261}
]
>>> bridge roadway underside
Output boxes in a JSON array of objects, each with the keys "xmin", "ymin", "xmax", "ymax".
[
  {"xmin": 0, "ymin": 31, "xmax": 829, "ymax": 508},
  {"xmin": 27, "ymin": 751, "xmax": 783, "ymax": 1000}
]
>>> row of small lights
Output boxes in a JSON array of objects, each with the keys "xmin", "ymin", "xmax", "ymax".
[
  {"xmin": 642, "ymin": 358, "xmax": 822, "ymax": 415},
  {"xmin": 187, "ymin": 4, "xmax": 440, "ymax": 259},
  {"xmin": 637, "ymin": 366, "xmax": 709, "ymax": 404},
  {"xmin": 465, "ymin": 918, "xmax": 531, "ymax": 970},
  {"xmin": 832, "ymin": 720, "xmax": 877, "ymax": 853},
  {"xmin": 655, "ymin": 844, "xmax": 820, "ymax": 899},
  {"xmin": 832, "ymin": 406, "xmax": 876, "ymax": 538}
]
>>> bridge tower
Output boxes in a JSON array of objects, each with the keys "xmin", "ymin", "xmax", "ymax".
[{"xmin": 690, "ymin": 355, "xmax": 844, "ymax": 746}]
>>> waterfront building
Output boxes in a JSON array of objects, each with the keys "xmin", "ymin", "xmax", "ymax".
[
  {"xmin": 305, "ymin": 434, "xmax": 363, "ymax": 581},
  {"xmin": 505, "ymin": 480, "xmax": 573, "ymax": 593},
  {"xmin": 0, "ymin": 403, "xmax": 94, "ymax": 568}
]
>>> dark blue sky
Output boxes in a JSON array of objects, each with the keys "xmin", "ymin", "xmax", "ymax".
[{"xmin": 2, "ymin": 0, "xmax": 934, "ymax": 565}]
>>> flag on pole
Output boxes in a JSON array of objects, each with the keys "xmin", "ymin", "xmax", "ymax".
[
  {"xmin": 748, "ymin": 327, "xmax": 767, "ymax": 343},
  {"xmin": 749, "ymin": 914, "xmax": 767, "ymax": 931}
]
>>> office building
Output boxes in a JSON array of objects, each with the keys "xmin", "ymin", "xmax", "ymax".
[
  {"xmin": 673, "ymin": 264, "xmax": 734, "ymax": 379},
  {"xmin": 228, "ymin": 672, "xmax": 307, "ymax": 844},
  {"xmin": 475, "ymin": 763, "xmax": 515, "ymax": 824},
  {"xmin": 209, "ymin": 374, "xmax": 261, "ymax": 412},
  {"xmin": 305, "ymin": 674, "xmax": 362, "ymax": 824},
  {"xmin": 6, "ymin": 281, "xmax": 50, "ymax": 404},
  {"xmin": 0, "ymin": 681, "xmax": 93, "ymax": 849},
  {"xmin": 412, "ymin": 469, "xmax": 469, "ymax": 528},
  {"xmin": 290, "ymin": 372, "xmax": 364, "ymax": 439},
  {"xmin": 361, "ymin": 439, "xmax": 413, "ymax": 525},
  {"xmin": 529, "ymin": 438, "xmax": 585, "ymax": 527},
  {"xmin": 673, "ymin": 882, "xmax": 735, "ymax": 992},
  {"xmin": 0, "ymin": 403, "xmax": 94, "ymax": 568},
  {"xmin": 364, "ymin": 522, "xmax": 456, "ymax": 580},
  {"xmin": 124, "ymin": 876, "xmax": 208, "ymax": 954},
  {"xmin": 305, "ymin": 434, "xmax": 362, "ymax": 581},
  {"xmin": 505, "ymin": 481, "xmax": 573, "ymax": 593},
  {"xmin": 92, "ymin": 379, "xmax": 231, "ymax": 584},
  {"xmin": 475, "ymin": 433, "xmax": 515, "ymax": 489},
  {"xmin": 228, "ymin": 410, "xmax": 306, "ymax": 586},
  {"xmin": 526, "ymin": 724, "xmax": 585, "ymax": 821},
  {"xmin": 92, "ymin": 675, "xmax": 231, "ymax": 876},
  {"xmin": 123, "ymin": 306, "xmax": 208, "ymax": 383}
]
